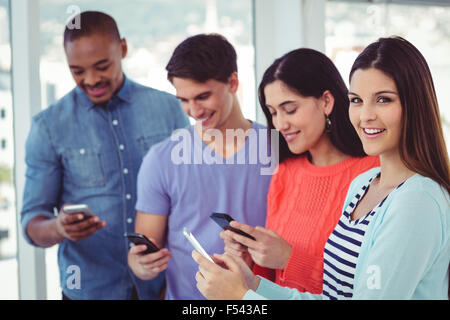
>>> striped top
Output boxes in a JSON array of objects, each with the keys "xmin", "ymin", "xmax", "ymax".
[{"xmin": 322, "ymin": 172, "xmax": 405, "ymax": 300}]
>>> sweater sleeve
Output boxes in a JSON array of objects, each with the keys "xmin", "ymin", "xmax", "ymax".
[
  {"xmin": 280, "ymin": 246, "xmax": 324, "ymax": 293},
  {"xmin": 353, "ymin": 189, "xmax": 446, "ymax": 299},
  {"xmin": 253, "ymin": 264, "xmax": 276, "ymax": 282},
  {"xmin": 256, "ymin": 162, "xmax": 281, "ymax": 284}
]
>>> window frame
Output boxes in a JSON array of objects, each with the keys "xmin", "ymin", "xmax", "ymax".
[{"xmin": 11, "ymin": 0, "xmax": 47, "ymax": 300}]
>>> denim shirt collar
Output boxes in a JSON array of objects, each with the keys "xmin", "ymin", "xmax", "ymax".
[{"xmin": 75, "ymin": 74, "xmax": 132, "ymax": 109}]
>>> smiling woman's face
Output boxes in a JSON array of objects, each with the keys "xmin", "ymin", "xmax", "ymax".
[
  {"xmin": 348, "ymin": 67, "xmax": 403, "ymax": 158},
  {"xmin": 264, "ymin": 80, "xmax": 331, "ymax": 155}
]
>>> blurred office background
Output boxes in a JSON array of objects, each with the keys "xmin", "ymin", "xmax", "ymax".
[{"xmin": 0, "ymin": 0, "xmax": 449, "ymax": 299}]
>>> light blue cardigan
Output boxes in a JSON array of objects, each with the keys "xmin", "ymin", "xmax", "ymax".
[{"xmin": 244, "ymin": 168, "xmax": 450, "ymax": 300}]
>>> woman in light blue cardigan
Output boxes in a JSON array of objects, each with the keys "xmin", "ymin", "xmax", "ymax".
[{"xmin": 192, "ymin": 36, "xmax": 450, "ymax": 300}]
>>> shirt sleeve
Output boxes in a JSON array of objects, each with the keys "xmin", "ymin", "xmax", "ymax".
[
  {"xmin": 243, "ymin": 277, "xmax": 322, "ymax": 300},
  {"xmin": 135, "ymin": 144, "xmax": 170, "ymax": 215},
  {"xmin": 353, "ymin": 189, "xmax": 446, "ymax": 299},
  {"xmin": 21, "ymin": 115, "xmax": 61, "ymax": 245}
]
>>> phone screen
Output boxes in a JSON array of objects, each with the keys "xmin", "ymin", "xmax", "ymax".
[
  {"xmin": 210, "ymin": 213, "xmax": 233, "ymax": 229},
  {"xmin": 183, "ymin": 227, "xmax": 215, "ymax": 263}
]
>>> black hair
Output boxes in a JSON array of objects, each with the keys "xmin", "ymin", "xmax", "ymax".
[
  {"xmin": 166, "ymin": 33, "xmax": 237, "ymax": 83},
  {"xmin": 63, "ymin": 11, "xmax": 121, "ymax": 46},
  {"xmin": 259, "ymin": 48, "xmax": 366, "ymax": 163}
]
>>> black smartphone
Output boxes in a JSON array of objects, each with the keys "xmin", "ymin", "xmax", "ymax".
[
  {"xmin": 124, "ymin": 233, "xmax": 160, "ymax": 254},
  {"xmin": 210, "ymin": 213, "xmax": 256, "ymax": 241}
]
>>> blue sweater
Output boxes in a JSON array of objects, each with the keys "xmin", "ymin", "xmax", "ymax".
[{"xmin": 244, "ymin": 168, "xmax": 450, "ymax": 300}]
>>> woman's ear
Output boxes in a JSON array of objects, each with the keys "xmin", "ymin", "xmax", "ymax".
[{"xmin": 322, "ymin": 90, "xmax": 335, "ymax": 116}]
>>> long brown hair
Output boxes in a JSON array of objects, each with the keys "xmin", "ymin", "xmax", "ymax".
[{"xmin": 350, "ymin": 36, "xmax": 450, "ymax": 194}]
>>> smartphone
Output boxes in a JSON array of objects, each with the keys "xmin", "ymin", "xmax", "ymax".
[
  {"xmin": 210, "ymin": 213, "xmax": 256, "ymax": 241},
  {"xmin": 124, "ymin": 232, "xmax": 160, "ymax": 254},
  {"xmin": 62, "ymin": 204, "xmax": 94, "ymax": 222},
  {"xmin": 183, "ymin": 227, "xmax": 215, "ymax": 264}
]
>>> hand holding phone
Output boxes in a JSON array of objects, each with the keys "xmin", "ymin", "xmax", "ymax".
[
  {"xmin": 210, "ymin": 213, "xmax": 256, "ymax": 241},
  {"xmin": 62, "ymin": 204, "xmax": 94, "ymax": 222},
  {"xmin": 126, "ymin": 233, "xmax": 170, "ymax": 281},
  {"xmin": 125, "ymin": 232, "xmax": 160, "ymax": 254},
  {"xmin": 55, "ymin": 204, "xmax": 105, "ymax": 242}
]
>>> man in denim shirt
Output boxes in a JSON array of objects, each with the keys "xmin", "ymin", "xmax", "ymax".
[{"xmin": 20, "ymin": 11, "xmax": 189, "ymax": 299}]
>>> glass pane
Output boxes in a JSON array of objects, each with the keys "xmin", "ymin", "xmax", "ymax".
[
  {"xmin": 326, "ymin": 1, "xmax": 450, "ymax": 149},
  {"xmin": 39, "ymin": 0, "xmax": 255, "ymax": 299},
  {"xmin": 39, "ymin": 0, "xmax": 255, "ymax": 118},
  {"xmin": 0, "ymin": 0, "xmax": 19, "ymax": 300}
]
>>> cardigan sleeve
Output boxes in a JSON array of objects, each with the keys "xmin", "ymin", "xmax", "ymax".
[
  {"xmin": 243, "ymin": 277, "xmax": 322, "ymax": 300},
  {"xmin": 352, "ymin": 188, "xmax": 446, "ymax": 299}
]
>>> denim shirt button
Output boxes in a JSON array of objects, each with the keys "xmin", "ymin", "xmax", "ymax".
[
  {"xmin": 119, "ymin": 144, "xmax": 125, "ymax": 150},
  {"xmin": 127, "ymin": 218, "xmax": 133, "ymax": 224},
  {"xmin": 112, "ymin": 119, "xmax": 118, "ymax": 126},
  {"xmin": 126, "ymin": 194, "xmax": 131, "ymax": 200},
  {"xmin": 79, "ymin": 148, "xmax": 85, "ymax": 155},
  {"xmin": 123, "ymin": 168, "xmax": 128, "ymax": 174}
]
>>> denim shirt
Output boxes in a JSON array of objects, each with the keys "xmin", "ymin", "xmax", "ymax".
[{"xmin": 21, "ymin": 76, "xmax": 189, "ymax": 299}]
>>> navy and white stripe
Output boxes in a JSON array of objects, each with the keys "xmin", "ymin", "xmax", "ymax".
[{"xmin": 322, "ymin": 173, "xmax": 405, "ymax": 300}]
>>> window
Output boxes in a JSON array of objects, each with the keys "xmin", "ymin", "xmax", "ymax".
[
  {"xmin": 326, "ymin": 0, "xmax": 450, "ymax": 149},
  {"xmin": 0, "ymin": 0, "xmax": 19, "ymax": 300},
  {"xmin": 39, "ymin": 0, "xmax": 256, "ymax": 119},
  {"xmin": 39, "ymin": 0, "xmax": 255, "ymax": 299}
]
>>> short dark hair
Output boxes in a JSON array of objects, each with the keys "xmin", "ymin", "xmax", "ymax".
[
  {"xmin": 166, "ymin": 33, "xmax": 237, "ymax": 83},
  {"xmin": 63, "ymin": 11, "xmax": 121, "ymax": 46},
  {"xmin": 259, "ymin": 48, "xmax": 366, "ymax": 163}
]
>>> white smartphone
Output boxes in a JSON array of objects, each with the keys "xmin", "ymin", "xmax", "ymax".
[
  {"xmin": 62, "ymin": 204, "xmax": 94, "ymax": 221},
  {"xmin": 183, "ymin": 227, "xmax": 215, "ymax": 264}
]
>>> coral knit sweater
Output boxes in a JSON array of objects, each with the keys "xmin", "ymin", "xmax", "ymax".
[{"xmin": 253, "ymin": 155, "xmax": 380, "ymax": 294}]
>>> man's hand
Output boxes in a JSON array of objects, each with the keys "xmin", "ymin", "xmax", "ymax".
[
  {"xmin": 128, "ymin": 244, "xmax": 171, "ymax": 281},
  {"xmin": 55, "ymin": 204, "xmax": 106, "ymax": 241}
]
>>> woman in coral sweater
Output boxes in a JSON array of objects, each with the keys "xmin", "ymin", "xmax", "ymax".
[{"xmin": 220, "ymin": 48, "xmax": 379, "ymax": 294}]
